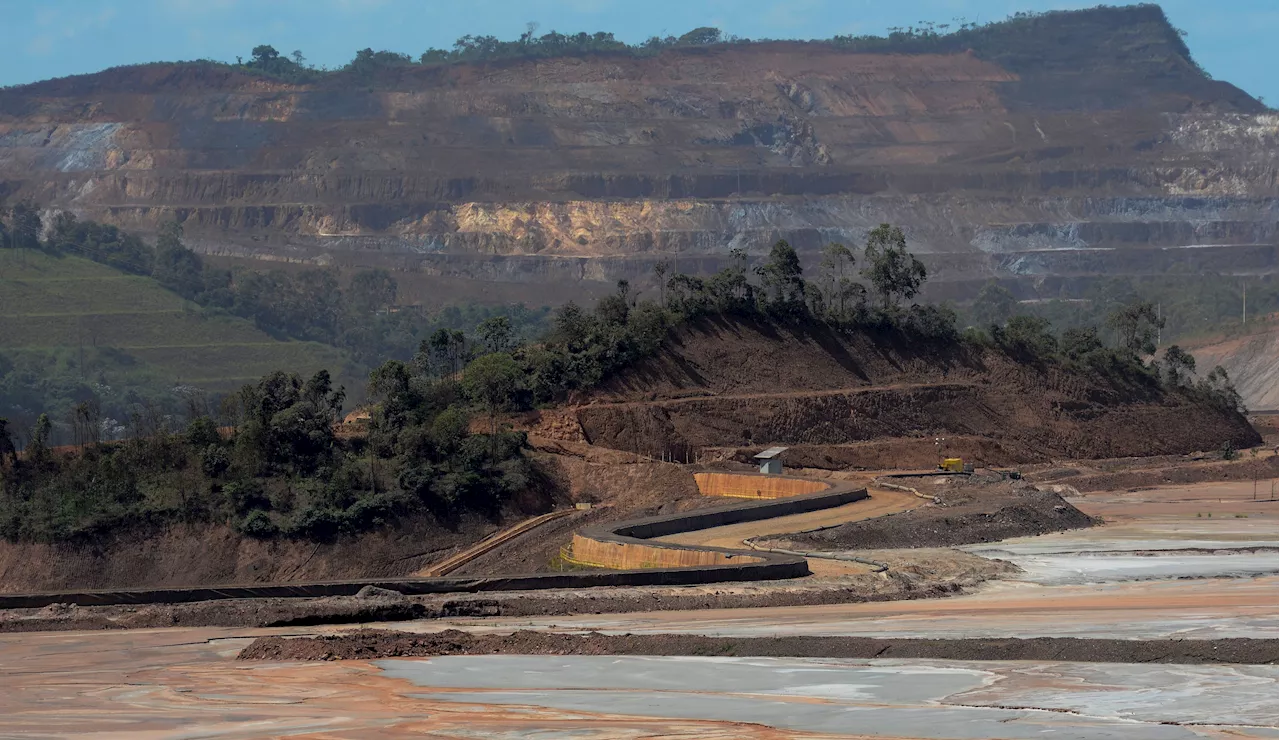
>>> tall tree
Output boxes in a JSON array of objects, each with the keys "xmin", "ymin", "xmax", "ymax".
[
  {"xmin": 7, "ymin": 200, "xmax": 42, "ymax": 250},
  {"xmin": 1161, "ymin": 345, "xmax": 1196, "ymax": 387},
  {"xmin": 1106, "ymin": 300, "xmax": 1165, "ymax": 356},
  {"xmin": 756, "ymin": 239, "xmax": 806, "ymax": 310},
  {"xmin": 462, "ymin": 353, "xmax": 523, "ymax": 434},
  {"xmin": 477, "ymin": 315, "xmax": 514, "ymax": 353},
  {"xmin": 653, "ymin": 259, "xmax": 672, "ymax": 308},
  {"xmin": 151, "ymin": 220, "xmax": 205, "ymax": 299},
  {"xmin": 861, "ymin": 224, "xmax": 926, "ymax": 310},
  {"xmin": 596, "ymin": 280, "xmax": 634, "ymax": 326},
  {"xmin": 0, "ymin": 417, "xmax": 16, "ymax": 468},
  {"xmin": 817, "ymin": 242, "xmax": 857, "ymax": 319}
]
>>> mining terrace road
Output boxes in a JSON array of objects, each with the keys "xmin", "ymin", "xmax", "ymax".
[{"xmin": 580, "ymin": 380, "xmax": 977, "ymax": 408}]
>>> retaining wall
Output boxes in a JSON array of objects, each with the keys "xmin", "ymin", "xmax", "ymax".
[
  {"xmin": 694, "ymin": 472, "xmax": 828, "ymax": 499},
  {"xmin": 566, "ymin": 473, "xmax": 867, "ymax": 570},
  {"xmin": 0, "ymin": 474, "xmax": 867, "ymax": 609}
]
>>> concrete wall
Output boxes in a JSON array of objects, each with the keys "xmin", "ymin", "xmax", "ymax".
[
  {"xmin": 567, "ymin": 476, "xmax": 868, "ymax": 570},
  {"xmin": 694, "ymin": 472, "xmax": 828, "ymax": 499},
  {"xmin": 570, "ymin": 533, "xmax": 762, "ymax": 569}
]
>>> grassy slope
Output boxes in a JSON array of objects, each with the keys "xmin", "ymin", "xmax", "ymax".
[{"xmin": 0, "ymin": 250, "xmax": 348, "ymax": 393}]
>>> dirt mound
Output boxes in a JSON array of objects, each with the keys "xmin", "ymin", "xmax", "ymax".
[
  {"xmin": 575, "ymin": 317, "xmax": 1261, "ymax": 462},
  {"xmin": 782, "ymin": 483, "xmax": 1095, "ymax": 551},
  {"xmin": 237, "ymin": 628, "xmax": 1276, "ymax": 665}
]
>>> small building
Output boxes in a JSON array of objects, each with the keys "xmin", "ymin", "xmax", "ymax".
[{"xmin": 754, "ymin": 446, "xmax": 788, "ymax": 475}]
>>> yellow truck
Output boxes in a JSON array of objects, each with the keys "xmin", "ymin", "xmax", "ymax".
[{"xmin": 939, "ymin": 457, "xmax": 965, "ymax": 473}]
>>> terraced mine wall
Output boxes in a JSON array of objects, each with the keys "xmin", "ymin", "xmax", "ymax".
[
  {"xmin": 0, "ymin": 478, "xmax": 867, "ymax": 609},
  {"xmin": 0, "ymin": 5, "xmax": 1273, "ymax": 304}
]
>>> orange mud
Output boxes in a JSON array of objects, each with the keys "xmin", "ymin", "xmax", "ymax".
[{"xmin": 0, "ymin": 627, "xmax": 891, "ymax": 739}]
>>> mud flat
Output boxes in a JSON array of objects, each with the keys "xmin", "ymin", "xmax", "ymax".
[
  {"xmin": 378, "ymin": 655, "xmax": 1278, "ymax": 739},
  {"xmin": 3, "ymin": 625, "xmax": 1274, "ymax": 739},
  {"xmin": 422, "ymin": 577, "xmax": 1278, "ymax": 641}
]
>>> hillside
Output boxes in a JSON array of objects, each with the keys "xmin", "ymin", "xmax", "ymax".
[
  {"xmin": 0, "ymin": 5, "xmax": 1274, "ymax": 307},
  {"xmin": 545, "ymin": 316, "xmax": 1261, "ymax": 461},
  {"xmin": 1184, "ymin": 318, "xmax": 1279, "ymax": 411},
  {"xmin": 0, "ymin": 250, "xmax": 352, "ymax": 429}
]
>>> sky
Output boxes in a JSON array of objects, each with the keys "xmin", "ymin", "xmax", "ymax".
[{"xmin": 0, "ymin": 0, "xmax": 1274, "ymax": 103}]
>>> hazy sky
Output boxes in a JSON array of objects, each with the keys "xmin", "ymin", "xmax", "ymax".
[{"xmin": 0, "ymin": 0, "xmax": 1274, "ymax": 103}]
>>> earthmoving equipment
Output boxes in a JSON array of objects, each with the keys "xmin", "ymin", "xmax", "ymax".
[{"xmin": 939, "ymin": 457, "xmax": 964, "ymax": 473}]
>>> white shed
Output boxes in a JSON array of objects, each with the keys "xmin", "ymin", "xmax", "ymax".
[{"xmin": 753, "ymin": 446, "xmax": 788, "ymax": 475}]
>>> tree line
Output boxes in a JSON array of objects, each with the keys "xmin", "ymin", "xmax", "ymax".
[
  {"xmin": 0, "ymin": 212, "xmax": 1248, "ymax": 544},
  {"xmin": 1, "ymin": 204, "xmax": 549, "ymax": 365},
  {"xmin": 0, "ymin": 366, "xmax": 531, "ymax": 543},
  {"xmin": 409, "ymin": 223, "xmax": 1245, "ymax": 444}
]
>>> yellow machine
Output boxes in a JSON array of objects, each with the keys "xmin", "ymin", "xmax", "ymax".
[{"xmin": 939, "ymin": 457, "xmax": 964, "ymax": 473}]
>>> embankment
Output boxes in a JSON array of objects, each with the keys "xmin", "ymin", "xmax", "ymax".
[
  {"xmin": 566, "ymin": 473, "xmax": 866, "ymax": 570},
  {"xmin": 0, "ymin": 473, "xmax": 866, "ymax": 609},
  {"xmin": 239, "ymin": 628, "xmax": 1278, "ymax": 665},
  {"xmin": 570, "ymin": 317, "xmax": 1262, "ymax": 462}
]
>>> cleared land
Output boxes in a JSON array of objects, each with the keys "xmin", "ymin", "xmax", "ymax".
[{"xmin": 0, "ymin": 250, "xmax": 348, "ymax": 392}]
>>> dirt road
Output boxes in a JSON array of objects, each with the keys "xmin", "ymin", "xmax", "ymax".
[
  {"xmin": 656, "ymin": 489, "xmax": 922, "ymax": 549},
  {"xmin": 655, "ymin": 488, "xmax": 923, "ymax": 575}
]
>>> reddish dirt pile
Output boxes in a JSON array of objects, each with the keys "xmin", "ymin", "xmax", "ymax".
[{"xmin": 237, "ymin": 628, "xmax": 1277, "ymax": 665}]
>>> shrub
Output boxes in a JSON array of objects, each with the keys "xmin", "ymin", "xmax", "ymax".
[{"xmin": 237, "ymin": 509, "xmax": 278, "ymax": 538}]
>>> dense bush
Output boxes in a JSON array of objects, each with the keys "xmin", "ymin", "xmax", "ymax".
[{"xmin": 0, "ymin": 368, "xmax": 532, "ymax": 543}]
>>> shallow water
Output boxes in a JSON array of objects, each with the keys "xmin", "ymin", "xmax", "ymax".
[{"xmin": 381, "ymin": 655, "xmax": 1279, "ymax": 739}]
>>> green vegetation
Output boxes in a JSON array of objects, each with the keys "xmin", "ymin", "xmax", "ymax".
[
  {"xmin": 0, "ymin": 215, "xmax": 1249, "ymax": 545},
  {"xmin": 398, "ymin": 224, "xmax": 1248, "ymax": 423},
  {"xmin": 958, "ymin": 274, "xmax": 1278, "ymax": 347},
  {"xmin": 0, "ymin": 206, "xmax": 549, "ymax": 444},
  {"xmin": 0, "ymin": 369, "xmax": 530, "ymax": 542},
  {"xmin": 0, "ymin": 248, "xmax": 350, "ymax": 441},
  {"xmin": 11, "ymin": 5, "xmax": 1196, "ymax": 93}
]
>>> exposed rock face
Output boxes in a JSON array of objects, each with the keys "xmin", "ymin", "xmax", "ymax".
[{"xmin": 0, "ymin": 5, "xmax": 1274, "ymax": 298}]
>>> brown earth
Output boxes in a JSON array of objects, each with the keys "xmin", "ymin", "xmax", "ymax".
[
  {"xmin": 0, "ymin": 6, "xmax": 1272, "ymax": 305},
  {"xmin": 0, "ymin": 512, "xmax": 511, "ymax": 594},
  {"xmin": 237, "ymin": 628, "xmax": 1276, "ymax": 665},
  {"xmin": 564, "ymin": 316, "xmax": 1262, "ymax": 461},
  {"xmin": 0, "ymin": 547, "xmax": 1012, "ymax": 633},
  {"xmin": 709, "ymin": 437, "xmax": 1044, "ymax": 471},
  {"xmin": 0, "ymin": 438, "xmax": 726, "ymax": 591},
  {"xmin": 1027, "ymin": 452, "xmax": 1279, "ymax": 493},
  {"xmin": 779, "ymin": 479, "xmax": 1096, "ymax": 552}
]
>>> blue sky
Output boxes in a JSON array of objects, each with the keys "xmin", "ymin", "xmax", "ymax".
[{"xmin": 0, "ymin": 0, "xmax": 1274, "ymax": 103}]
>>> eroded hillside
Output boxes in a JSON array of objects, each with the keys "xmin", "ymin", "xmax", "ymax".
[
  {"xmin": 0, "ymin": 5, "xmax": 1274, "ymax": 303},
  {"xmin": 547, "ymin": 316, "xmax": 1261, "ymax": 461},
  {"xmin": 1185, "ymin": 318, "xmax": 1279, "ymax": 411}
]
